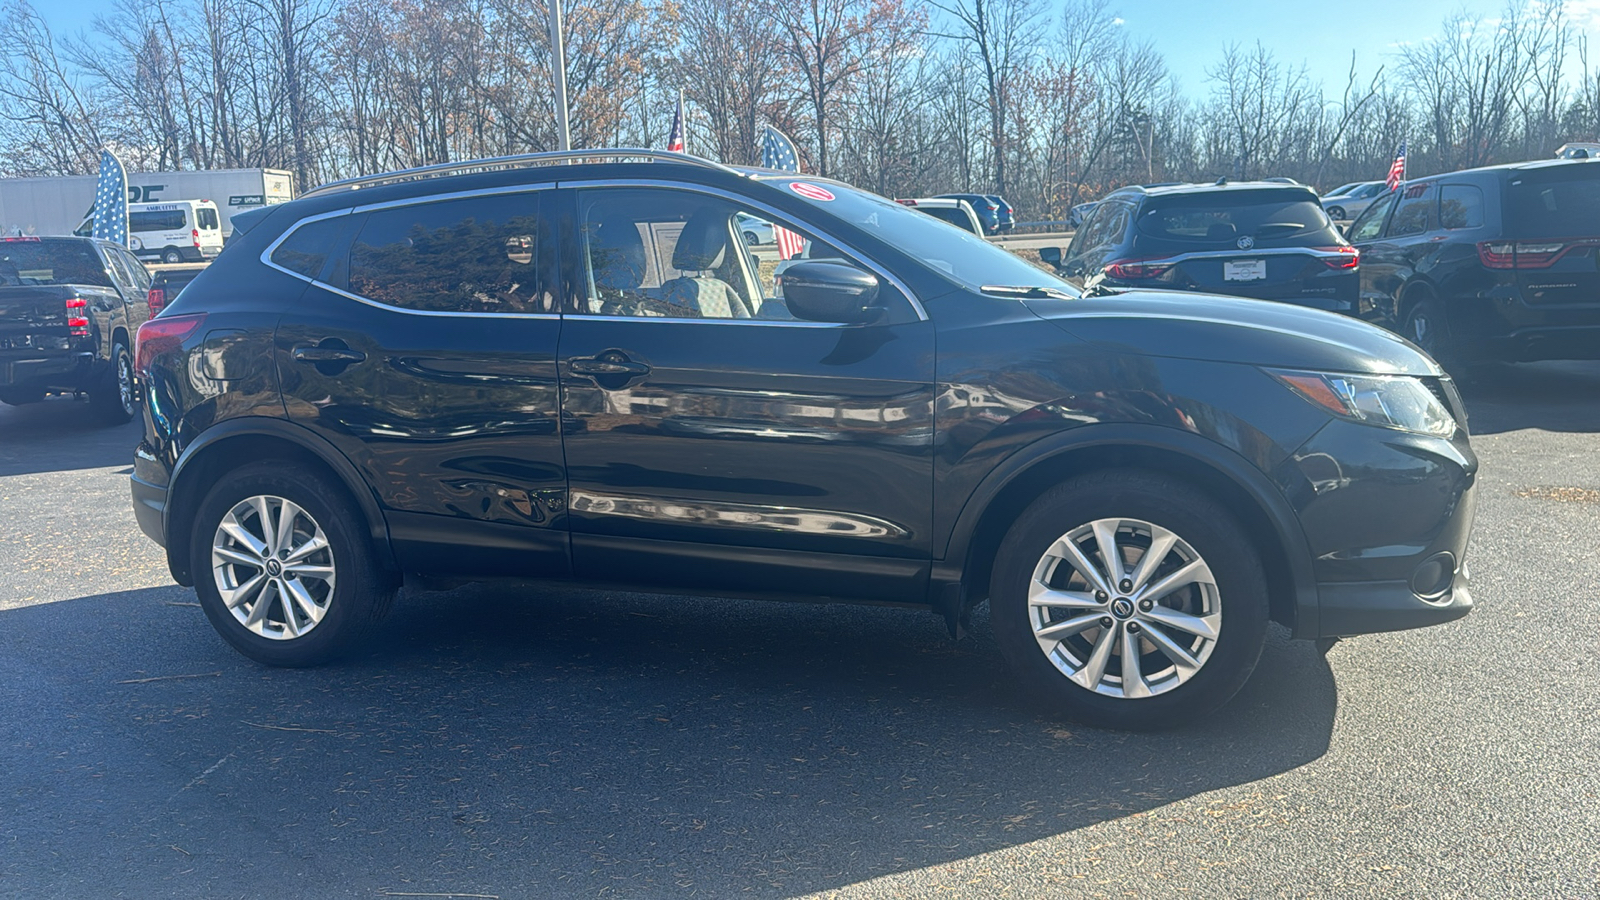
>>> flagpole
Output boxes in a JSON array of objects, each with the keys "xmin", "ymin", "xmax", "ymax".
[
  {"xmin": 678, "ymin": 89, "xmax": 685, "ymax": 155},
  {"xmin": 549, "ymin": 0, "xmax": 571, "ymax": 152}
]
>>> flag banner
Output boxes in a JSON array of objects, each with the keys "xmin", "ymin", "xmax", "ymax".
[
  {"xmin": 760, "ymin": 125, "xmax": 806, "ymax": 259},
  {"xmin": 1386, "ymin": 141, "xmax": 1407, "ymax": 192},
  {"xmin": 667, "ymin": 92, "xmax": 685, "ymax": 153},
  {"xmin": 92, "ymin": 149, "xmax": 129, "ymax": 247}
]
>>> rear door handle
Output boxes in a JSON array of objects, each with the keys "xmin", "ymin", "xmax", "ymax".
[
  {"xmin": 570, "ymin": 353, "xmax": 650, "ymax": 376},
  {"xmin": 293, "ymin": 346, "xmax": 367, "ymax": 363}
]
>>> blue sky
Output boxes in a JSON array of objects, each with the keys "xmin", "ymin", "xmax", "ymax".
[{"xmin": 33, "ymin": 0, "xmax": 1600, "ymax": 98}]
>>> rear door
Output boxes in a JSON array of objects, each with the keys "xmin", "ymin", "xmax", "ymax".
[
  {"xmin": 553, "ymin": 182, "xmax": 936, "ymax": 602},
  {"xmin": 273, "ymin": 188, "xmax": 569, "ymax": 578}
]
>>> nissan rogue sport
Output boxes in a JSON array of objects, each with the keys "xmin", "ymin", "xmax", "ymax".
[{"xmin": 130, "ymin": 150, "xmax": 1477, "ymax": 730}]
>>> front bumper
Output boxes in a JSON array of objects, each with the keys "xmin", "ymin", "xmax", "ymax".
[{"xmin": 1315, "ymin": 569, "xmax": 1474, "ymax": 638}]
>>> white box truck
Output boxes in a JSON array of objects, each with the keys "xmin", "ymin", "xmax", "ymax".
[{"xmin": 0, "ymin": 168, "xmax": 293, "ymax": 240}]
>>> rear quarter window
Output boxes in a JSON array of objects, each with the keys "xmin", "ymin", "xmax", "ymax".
[
  {"xmin": 271, "ymin": 215, "xmax": 350, "ymax": 280},
  {"xmin": 1439, "ymin": 185, "xmax": 1485, "ymax": 230}
]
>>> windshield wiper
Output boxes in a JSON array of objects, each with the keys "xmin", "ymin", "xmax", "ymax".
[{"xmin": 981, "ymin": 284, "xmax": 1076, "ymax": 301}]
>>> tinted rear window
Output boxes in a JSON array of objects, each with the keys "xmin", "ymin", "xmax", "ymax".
[
  {"xmin": 919, "ymin": 207, "xmax": 977, "ymax": 233},
  {"xmin": 0, "ymin": 240, "xmax": 111, "ymax": 287},
  {"xmin": 1135, "ymin": 191, "xmax": 1338, "ymax": 248},
  {"xmin": 1506, "ymin": 166, "xmax": 1600, "ymax": 239}
]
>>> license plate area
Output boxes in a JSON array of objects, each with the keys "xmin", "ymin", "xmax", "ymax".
[{"xmin": 1224, "ymin": 259, "xmax": 1267, "ymax": 281}]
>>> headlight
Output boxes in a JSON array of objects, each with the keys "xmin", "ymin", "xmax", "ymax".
[{"xmin": 1266, "ymin": 368, "xmax": 1457, "ymax": 437}]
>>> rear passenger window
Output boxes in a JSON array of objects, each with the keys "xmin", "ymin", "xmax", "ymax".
[
  {"xmin": 271, "ymin": 216, "xmax": 348, "ymax": 280},
  {"xmin": 1439, "ymin": 185, "xmax": 1484, "ymax": 229},
  {"xmin": 1389, "ymin": 183, "xmax": 1436, "ymax": 237},
  {"xmin": 349, "ymin": 195, "xmax": 548, "ymax": 314}
]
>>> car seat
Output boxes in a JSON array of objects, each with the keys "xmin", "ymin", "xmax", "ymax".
[{"xmin": 659, "ymin": 209, "xmax": 752, "ymax": 319}]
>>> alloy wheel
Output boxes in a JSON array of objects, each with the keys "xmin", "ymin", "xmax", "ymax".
[
  {"xmin": 211, "ymin": 495, "xmax": 337, "ymax": 640},
  {"xmin": 1027, "ymin": 517, "xmax": 1221, "ymax": 699}
]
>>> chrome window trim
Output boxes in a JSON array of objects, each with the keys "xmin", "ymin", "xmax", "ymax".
[
  {"xmin": 258, "ymin": 186, "xmax": 561, "ymax": 320},
  {"xmin": 559, "ymin": 178, "xmax": 930, "ymax": 322},
  {"xmin": 563, "ymin": 313, "xmax": 842, "ymax": 328}
]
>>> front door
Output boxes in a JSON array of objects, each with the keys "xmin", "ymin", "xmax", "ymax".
[
  {"xmin": 273, "ymin": 188, "xmax": 569, "ymax": 577},
  {"xmin": 553, "ymin": 184, "xmax": 936, "ymax": 602}
]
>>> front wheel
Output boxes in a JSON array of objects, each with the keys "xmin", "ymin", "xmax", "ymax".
[
  {"xmin": 990, "ymin": 471, "xmax": 1269, "ymax": 730},
  {"xmin": 90, "ymin": 340, "xmax": 136, "ymax": 424},
  {"xmin": 191, "ymin": 463, "xmax": 396, "ymax": 666},
  {"xmin": 1327, "ymin": 206, "xmax": 1347, "ymax": 220}
]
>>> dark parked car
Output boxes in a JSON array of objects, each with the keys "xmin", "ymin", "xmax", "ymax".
[
  {"xmin": 936, "ymin": 193, "xmax": 1001, "ymax": 234},
  {"xmin": 986, "ymin": 195, "xmax": 1015, "ymax": 232},
  {"xmin": 0, "ymin": 235, "xmax": 150, "ymax": 422},
  {"xmin": 146, "ymin": 264, "xmax": 206, "ymax": 316},
  {"xmin": 1346, "ymin": 158, "xmax": 1600, "ymax": 366},
  {"xmin": 131, "ymin": 149, "xmax": 1475, "ymax": 730},
  {"xmin": 1044, "ymin": 181, "xmax": 1361, "ymax": 318}
]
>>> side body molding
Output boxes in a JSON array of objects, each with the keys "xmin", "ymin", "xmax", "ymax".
[
  {"xmin": 933, "ymin": 422, "xmax": 1322, "ymax": 638},
  {"xmin": 163, "ymin": 416, "xmax": 396, "ymax": 585}
]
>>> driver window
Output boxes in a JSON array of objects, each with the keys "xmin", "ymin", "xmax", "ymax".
[
  {"xmin": 1348, "ymin": 191, "xmax": 1397, "ymax": 243},
  {"xmin": 578, "ymin": 188, "xmax": 850, "ymax": 320}
]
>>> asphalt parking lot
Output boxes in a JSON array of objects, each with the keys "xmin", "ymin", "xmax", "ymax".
[{"xmin": 2, "ymin": 363, "xmax": 1597, "ymax": 899}]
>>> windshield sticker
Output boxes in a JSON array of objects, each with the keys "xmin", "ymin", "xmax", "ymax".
[{"xmin": 790, "ymin": 182, "xmax": 835, "ymax": 202}]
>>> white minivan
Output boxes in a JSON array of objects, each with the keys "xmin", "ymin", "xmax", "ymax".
[{"xmin": 78, "ymin": 199, "xmax": 224, "ymax": 263}]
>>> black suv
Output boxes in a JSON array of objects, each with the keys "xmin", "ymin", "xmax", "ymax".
[
  {"xmin": 0, "ymin": 235, "xmax": 150, "ymax": 422},
  {"xmin": 1346, "ymin": 158, "xmax": 1600, "ymax": 365},
  {"xmin": 130, "ymin": 150, "xmax": 1476, "ymax": 730},
  {"xmin": 1046, "ymin": 182, "xmax": 1361, "ymax": 317}
]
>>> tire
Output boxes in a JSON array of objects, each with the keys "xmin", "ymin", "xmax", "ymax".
[
  {"xmin": 743, "ymin": 230, "xmax": 760, "ymax": 245},
  {"xmin": 90, "ymin": 340, "xmax": 136, "ymax": 424},
  {"xmin": 1327, "ymin": 206, "xmax": 1347, "ymax": 221},
  {"xmin": 190, "ymin": 462, "xmax": 397, "ymax": 667},
  {"xmin": 162, "ymin": 248, "xmax": 184, "ymax": 264},
  {"xmin": 1403, "ymin": 298, "xmax": 1452, "ymax": 363},
  {"xmin": 989, "ymin": 470, "xmax": 1269, "ymax": 730}
]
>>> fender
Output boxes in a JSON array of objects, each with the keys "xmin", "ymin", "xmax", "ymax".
[
  {"xmin": 933, "ymin": 422, "xmax": 1321, "ymax": 638},
  {"xmin": 164, "ymin": 415, "xmax": 394, "ymax": 584}
]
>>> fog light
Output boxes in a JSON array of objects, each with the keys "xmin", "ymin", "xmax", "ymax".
[{"xmin": 1411, "ymin": 552, "xmax": 1456, "ymax": 601}]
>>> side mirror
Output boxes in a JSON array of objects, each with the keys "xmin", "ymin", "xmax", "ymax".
[
  {"xmin": 782, "ymin": 261, "xmax": 882, "ymax": 323},
  {"xmin": 1038, "ymin": 246, "xmax": 1061, "ymax": 268}
]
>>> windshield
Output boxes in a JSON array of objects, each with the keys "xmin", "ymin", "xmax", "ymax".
[
  {"xmin": 1506, "ymin": 166, "xmax": 1600, "ymax": 239},
  {"xmin": 769, "ymin": 178, "xmax": 1072, "ymax": 294},
  {"xmin": 1135, "ymin": 191, "xmax": 1339, "ymax": 249},
  {"xmin": 0, "ymin": 239, "xmax": 111, "ymax": 287}
]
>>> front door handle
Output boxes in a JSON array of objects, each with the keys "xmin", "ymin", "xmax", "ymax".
[
  {"xmin": 292, "ymin": 346, "xmax": 367, "ymax": 364},
  {"xmin": 570, "ymin": 352, "xmax": 650, "ymax": 377}
]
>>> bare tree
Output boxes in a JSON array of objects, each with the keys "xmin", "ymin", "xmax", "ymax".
[{"xmin": 928, "ymin": 0, "xmax": 1038, "ymax": 193}]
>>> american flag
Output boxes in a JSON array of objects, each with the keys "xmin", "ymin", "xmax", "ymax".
[
  {"xmin": 1386, "ymin": 141, "xmax": 1407, "ymax": 192},
  {"xmin": 666, "ymin": 91, "xmax": 685, "ymax": 153},
  {"xmin": 760, "ymin": 125, "xmax": 807, "ymax": 259},
  {"xmin": 92, "ymin": 149, "xmax": 129, "ymax": 247}
]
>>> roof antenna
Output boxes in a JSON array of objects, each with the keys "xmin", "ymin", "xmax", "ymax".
[{"xmin": 1214, "ymin": 176, "xmax": 1228, "ymax": 186}]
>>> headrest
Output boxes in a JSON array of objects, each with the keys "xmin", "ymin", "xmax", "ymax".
[
  {"xmin": 672, "ymin": 208, "xmax": 729, "ymax": 271},
  {"xmin": 589, "ymin": 220, "xmax": 645, "ymax": 291}
]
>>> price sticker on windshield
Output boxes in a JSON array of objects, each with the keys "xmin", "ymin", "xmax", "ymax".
[{"xmin": 790, "ymin": 182, "xmax": 835, "ymax": 202}]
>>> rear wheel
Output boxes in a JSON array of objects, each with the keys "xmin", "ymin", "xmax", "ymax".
[
  {"xmin": 1403, "ymin": 299, "xmax": 1451, "ymax": 361},
  {"xmin": 90, "ymin": 340, "xmax": 136, "ymax": 424},
  {"xmin": 191, "ymin": 462, "xmax": 396, "ymax": 666},
  {"xmin": 162, "ymin": 247, "xmax": 184, "ymax": 264},
  {"xmin": 743, "ymin": 230, "xmax": 760, "ymax": 245},
  {"xmin": 1327, "ymin": 205, "xmax": 1347, "ymax": 220},
  {"xmin": 990, "ymin": 471, "xmax": 1269, "ymax": 730}
]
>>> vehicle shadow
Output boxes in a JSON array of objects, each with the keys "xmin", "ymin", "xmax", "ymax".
[
  {"xmin": 1, "ymin": 583, "xmax": 1336, "ymax": 899},
  {"xmin": 1456, "ymin": 361, "xmax": 1600, "ymax": 435},
  {"xmin": 0, "ymin": 395, "xmax": 140, "ymax": 476}
]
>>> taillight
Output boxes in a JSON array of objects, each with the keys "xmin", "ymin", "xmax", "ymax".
[
  {"xmin": 191, "ymin": 227, "xmax": 201, "ymax": 247},
  {"xmin": 1477, "ymin": 240, "xmax": 1585, "ymax": 269},
  {"xmin": 64, "ymin": 297, "xmax": 89, "ymax": 337},
  {"xmin": 1317, "ymin": 246, "xmax": 1360, "ymax": 268},
  {"xmin": 1103, "ymin": 258, "xmax": 1173, "ymax": 280},
  {"xmin": 134, "ymin": 313, "xmax": 205, "ymax": 378},
  {"xmin": 146, "ymin": 287, "xmax": 166, "ymax": 315}
]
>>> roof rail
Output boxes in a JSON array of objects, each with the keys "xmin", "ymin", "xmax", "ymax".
[{"xmin": 302, "ymin": 148, "xmax": 742, "ymax": 198}]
